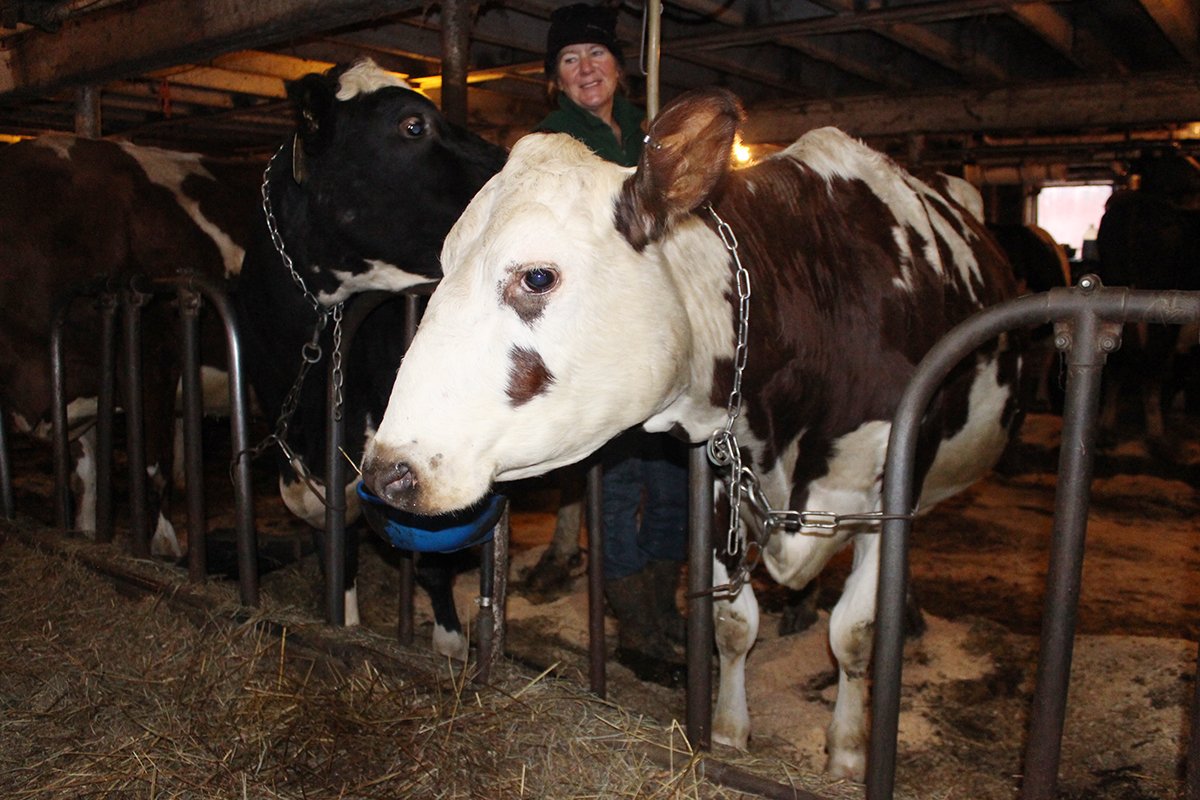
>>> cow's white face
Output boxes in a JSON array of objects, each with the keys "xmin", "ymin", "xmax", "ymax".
[{"xmin": 363, "ymin": 134, "xmax": 696, "ymax": 513}]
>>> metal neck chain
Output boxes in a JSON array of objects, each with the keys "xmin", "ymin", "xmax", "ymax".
[
  {"xmin": 700, "ymin": 205, "xmax": 914, "ymax": 600},
  {"xmin": 235, "ymin": 142, "xmax": 346, "ymax": 508}
]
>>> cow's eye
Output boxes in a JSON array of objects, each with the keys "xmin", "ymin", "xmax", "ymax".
[
  {"xmin": 522, "ymin": 267, "xmax": 557, "ymax": 293},
  {"xmin": 400, "ymin": 116, "xmax": 427, "ymax": 138}
]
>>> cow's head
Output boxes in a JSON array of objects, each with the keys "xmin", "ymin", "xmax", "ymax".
[
  {"xmin": 279, "ymin": 59, "xmax": 509, "ymax": 304},
  {"xmin": 362, "ymin": 88, "xmax": 742, "ymax": 514}
]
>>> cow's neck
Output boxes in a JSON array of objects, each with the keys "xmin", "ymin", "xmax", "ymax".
[{"xmin": 641, "ymin": 213, "xmax": 739, "ymax": 443}]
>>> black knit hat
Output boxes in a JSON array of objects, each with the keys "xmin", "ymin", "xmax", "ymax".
[{"xmin": 544, "ymin": 4, "xmax": 624, "ymax": 77}]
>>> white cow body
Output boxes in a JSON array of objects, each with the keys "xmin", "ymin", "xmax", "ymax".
[{"xmin": 363, "ymin": 88, "xmax": 1021, "ymax": 779}]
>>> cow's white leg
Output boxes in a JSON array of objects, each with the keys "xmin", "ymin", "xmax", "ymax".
[
  {"xmin": 711, "ymin": 558, "xmax": 760, "ymax": 750},
  {"xmin": 72, "ymin": 427, "xmax": 98, "ymax": 533},
  {"xmin": 150, "ymin": 511, "xmax": 183, "ymax": 559},
  {"xmin": 344, "ymin": 582, "xmax": 361, "ymax": 627},
  {"xmin": 146, "ymin": 464, "xmax": 183, "ymax": 559},
  {"xmin": 825, "ymin": 533, "xmax": 880, "ymax": 781},
  {"xmin": 432, "ymin": 622, "xmax": 469, "ymax": 662}
]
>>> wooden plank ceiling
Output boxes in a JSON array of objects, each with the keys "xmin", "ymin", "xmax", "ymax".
[{"xmin": 1, "ymin": 0, "xmax": 1198, "ymax": 178}]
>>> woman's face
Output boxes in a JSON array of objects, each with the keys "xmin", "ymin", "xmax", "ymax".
[{"xmin": 555, "ymin": 43, "xmax": 620, "ymax": 116}]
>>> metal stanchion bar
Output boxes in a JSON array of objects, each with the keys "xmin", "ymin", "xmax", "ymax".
[
  {"xmin": 1021, "ymin": 309, "xmax": 1110, "ymax": 799},
  {"xmin": 325, "ymin": 330, "xmax": 347, "ymax": 626},
  {"xmin": 872, "ymin": 280, "xmax": 1200, "ymax": 800},
  {"xmin": 121, "ymin": 288, "xmax": 150, "ymax": 559},
  {"xmin": 178, "ymin": 287, "xmax": 207, "ymax": 583},
  {"xmin": 153, "ymin": 276, "xmax": 257, "ymax": 607},
  {"xmin": 95, "ymin": 294, "xmax": 118, "ymax": 543},
  {"xmin": 687, "ymin": 444, "xmax": 714, "ymax": 750},
  {"xmin": 587, "ymin": 462, "xmax": 605, "ymax": 698},
  {"xmin": 50, "ymin": 294, "xmax": 75, "ymax": 530},
  {"xmin": 476, "ymin": 535, "xmax": 496, "ymax": 680}
]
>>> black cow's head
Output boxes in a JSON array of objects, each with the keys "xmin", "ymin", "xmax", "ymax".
[{"xmin": 274, "ymin": 59, "xmax": 509, "ymax": 304}]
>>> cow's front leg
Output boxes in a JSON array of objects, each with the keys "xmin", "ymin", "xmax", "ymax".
[
  {"xmin": 711, "ymin": 557, "xmax": 760, "ymax": 750},
  {"xmin": 825, "ymin": 533, "xmax": 880, "ymax": 781}
]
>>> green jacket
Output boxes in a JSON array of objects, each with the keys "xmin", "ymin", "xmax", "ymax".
[{"xmin": 534, "ymin": 94, "xmax": 645, "ymax": 167}]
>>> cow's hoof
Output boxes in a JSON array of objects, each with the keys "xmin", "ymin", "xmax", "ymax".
[
  {"xmin": 825, "ymin": 750, "xmax": 867, "ymax": 783},
  {"xmin": 712, "ymin": 725, "xmax": 749, "ymax": 751}
]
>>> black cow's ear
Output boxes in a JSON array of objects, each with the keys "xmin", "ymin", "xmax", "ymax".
[
  {"xmin": 287, "ymin": 72, "xmax": 338, "ymax": 154},
  {"xmin": 615, "ymin": 87, "xmax": 742, "ymax": 252}
]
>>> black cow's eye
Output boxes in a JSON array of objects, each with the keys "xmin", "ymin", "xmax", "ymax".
[
  {"xmin": 522, "ymin": 267, "xmax": 557, "ymax": 293},
  {"xmin": 400, "ymin": 116, "xmax": 427, "ymax": 138}
]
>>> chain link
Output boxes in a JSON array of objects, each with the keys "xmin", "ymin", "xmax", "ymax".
[
  {"xmin": 262, "ymin": 140, "xmax": 324, "ymax": 315},
  {"xmin": 699, "ymin": 205, "xmax": 914, "ymax": 600},
  {"xmin": 235, "ymin": 142, "xmax": 348, "ymax": 510}
]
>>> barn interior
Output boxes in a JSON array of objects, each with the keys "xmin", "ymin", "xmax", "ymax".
[
  {"xmin": 2, "ymin": 0, "xmax": 1199, "ymax": 236},
  {"xmin": 4, "ymin": 3, "xmax": 1200, "ymax": 799}
]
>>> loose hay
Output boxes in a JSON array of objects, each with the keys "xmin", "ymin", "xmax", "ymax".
[{"xmin": 0, "ymin": 526, "xmax": 864, "ymax": 800}]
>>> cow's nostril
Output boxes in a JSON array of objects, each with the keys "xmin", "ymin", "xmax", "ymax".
[{"xmin": 377, "ymin": 462, "xmax": 416, "ymax": 505}]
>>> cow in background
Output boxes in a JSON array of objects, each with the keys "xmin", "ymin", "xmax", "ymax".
[
  {"xmin": 235, "ymin": 59, "xmax": 508, "ymax": 649},
  {"xmin": 0, "ymin": 134, "xmax": 258, "ymax": 556},
  {"xmin": 1096, "ymin": 149, "xmax": 1200, "ymax": 457},
  {"xmin": 989, "ymin": 222, "xmax": 1072, "ymax": 413},
  {"xmin": 362, "ymin": 88, "xmax": 1022, "ymax": 779}
]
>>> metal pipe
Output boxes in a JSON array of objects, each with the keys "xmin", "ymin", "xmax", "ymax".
[
  {"xmin": 646, "ymin": 0, "xmax": 662, "ymax": 120},
  {"xmin": 122, "ymin": 287, "xmax": 150, "ymax": 560},
  {"xmin": 74, "ymin": 85, "xmax": 101, "ymax": 138},
  {"xmin": 1021, "ymin": 308, "xmax": 1112, "ymax": 799},
  {"xmin": 50, "ymin": 296, "xmax": 73, "ymax": 530},
  {"xmin": 871, "ymin": 279, "xmax": 1200, "ymax": 800},
  {"xmin": 95, "ymin": 293, "xmax": 118, "ymax": 543},
  {"xmin": 687, "ymin": 444, "xmax": 714, "ymax": 750},
  {"xmin": 476, "ymin": 536, "xmax": 496, "ymax": 682},
  {"xmin": 324, "ymin": 314, "xmax": 347, "ymax": 626},
  {"xmin": 178, "ymin": 286, "xmax": 207, "ymax": 583},
  {"xmin": 161, "ymin": 276, "xmax": 257, "ymax": 607},
  {"xmin": 439, "ymin": 0, "xmax": 470, "ymax": 127},
  {"xmin": 587, "ymin": 462, "xmax": 605, "ymax": 698},
  {"xmin": 489, "ymin": 506, "xmax": 510, "ymax": 678}
]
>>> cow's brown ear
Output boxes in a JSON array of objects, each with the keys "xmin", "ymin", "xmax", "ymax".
[{"xmin": 616, "ymin": 88, "xmax": 742, "ymax": 251}]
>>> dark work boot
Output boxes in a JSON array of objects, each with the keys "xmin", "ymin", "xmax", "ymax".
[
  {"xmin": 647, "ymin": 559, "xmax": 687, "ymax": 647},
  {"xmin": 605, "ymin": 571, "xmax": 687, "ymax": 689}
]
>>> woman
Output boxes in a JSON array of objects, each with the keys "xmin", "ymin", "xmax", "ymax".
[{"xmin": 535, "ymin": 3, "xmax": 689, "ymax": 689}]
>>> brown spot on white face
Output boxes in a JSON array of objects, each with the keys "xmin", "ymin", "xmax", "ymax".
[
  {"xmin": 500, "ymin": 263, "xmax": 559, "ymax": 325},
  {"xmin": 506, "ymin": 346, "xmax": 555, "ymax": 406}
]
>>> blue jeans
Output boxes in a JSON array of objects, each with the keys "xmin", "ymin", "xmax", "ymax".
[{"xmin": 601, "ymin": 428, "xmax": 689, "ymax": 580}]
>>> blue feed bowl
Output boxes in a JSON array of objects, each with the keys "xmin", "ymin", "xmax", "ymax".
[{"xmin": 356, "ymin": 482, "xmax": 504, "ymax": 553}]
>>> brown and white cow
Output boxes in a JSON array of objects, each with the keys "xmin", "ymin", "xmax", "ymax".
[{"xmin": 361, "ymin": 88, "xmax": 1021, "ymax": 779}]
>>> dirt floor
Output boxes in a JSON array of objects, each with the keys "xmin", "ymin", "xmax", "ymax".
[{"xmin": 4, "ymin": 402, "xmax": 1200, "ymax": 799}]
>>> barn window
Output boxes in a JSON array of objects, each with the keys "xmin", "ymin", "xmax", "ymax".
[{"xmin": 1035, "ymin": 184, "xmax": 1112, "ymax": 262}]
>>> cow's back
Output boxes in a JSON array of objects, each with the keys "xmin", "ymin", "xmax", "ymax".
[{"xmin": 709, "ymin": 128, "xmax": 1019, "ymax": 508}]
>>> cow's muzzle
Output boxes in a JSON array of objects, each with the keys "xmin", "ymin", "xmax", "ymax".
[{"xmin": 362, "ymin": 455, "xmax": 418, "ymax": 510}]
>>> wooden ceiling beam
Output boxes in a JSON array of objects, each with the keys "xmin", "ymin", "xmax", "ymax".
[
  {"xmin": 743, "ymin": 71, "xmax": 1200, "ymax": 142},
  {"xmin": 665, "ymin": 0, "xmax": 1024, "ymax": 53},
  {"xmin": 810, "ymin": 0, "xmax": 1009, "ymax": 82},
  {"xmin": 1009, "ymin": 2, "xmax": 1129, "ymax": 74},
  {"xmin": 1134, "ymin": 0, "xmax": 1200, "ymax": 64},
  {"xmin": 0, "ymin": 0, "xmax": 425, "ymax": 100}
]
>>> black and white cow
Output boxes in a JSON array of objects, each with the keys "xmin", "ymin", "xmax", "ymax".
[
  {"xmin": 361, "ymin": 88, "xmax": 1021, "ymax": 779},
  {"xmin": 0, "ymin": 133, "xmax": 258, "ymax": 555},
  {"xmin": 235, "ymin": 59, "xmax": 508, "ymax": 645}
]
